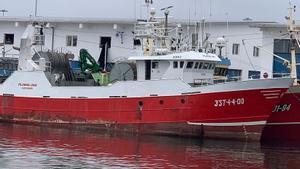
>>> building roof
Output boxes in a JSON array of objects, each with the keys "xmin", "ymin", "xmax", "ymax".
[
  {"xmin": 250, "ymin": 23, "xmax": 300, "ymax": 29},
  {"xmin": 0, "ymin": 16, "xmax": 137, "ymax": 24},
  {"xmin": 0, "ymin": 16, "xmax": 277, "ymax": 25}
]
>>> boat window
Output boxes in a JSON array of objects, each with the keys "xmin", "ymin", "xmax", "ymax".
[
  {"xmin": 211, "ymin": 63, "xmax": 215, "ymax": 70},
  {"xmin": 173, "ymin": 61, "xmax": 178, "ymax": 68},
  {"xmin": 212, "ymin": 63, "xmax": 215, "ymax": 69},
  {"xmin": 203, "ymin": 63, "xmax": 209, "ymax": 69},
  {"xmin": 208, "ymin": 63, "xmax": 212, "ymax": 69},
  {"xmin": 223, "ymin": 69, "xmax": 228, "ymax": 76},
  {"xmin": 194, "ymin": 62, "xmax": 199, "ymax": 69},
  {"xmin": 198, "ymin": 62, "xmax": 203, "ymax": 69},
  {"xmin": 180, "ymin": 61, "xmax": 184, "ymax": 68},
  {"xmin": 8, "ymin": 64, "xmax": 13, "ymax": 70},
  {"xmin": 152, "ymin": 61, "xmax": 159, "ymax": 69},
  {"xmin": 208, "ymin": 63, "xmax": 215, "ymax": 69},
  {"xmin": 186, "ymin": 62, "xmax": 194, "ymax": 69},
  {"xmin": 214, "ymin": 67, "xmax": 220, "ymax": 76}
]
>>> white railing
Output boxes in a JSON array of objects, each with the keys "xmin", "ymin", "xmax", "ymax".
[{"xmin": 193, "ymin": 76, "xmax": 243, "ymax": 86}]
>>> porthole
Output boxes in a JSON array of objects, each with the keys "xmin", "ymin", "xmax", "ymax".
[{"xmin": 138, "ymin": 101, "xmax": 143, "ymax": 106}]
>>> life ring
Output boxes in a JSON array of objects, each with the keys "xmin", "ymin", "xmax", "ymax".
[{"xmin": 263, "ymin": 72, "xmax": 268, "ymax": 79}]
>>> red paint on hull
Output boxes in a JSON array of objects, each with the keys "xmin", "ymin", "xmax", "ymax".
[
  {"xmin": 262, "ymin": 86, "xmax": 300, "ymax": 141},
  {"xmin": 0, "ymin": 88, "xmax": 287, "ymax": 140}
]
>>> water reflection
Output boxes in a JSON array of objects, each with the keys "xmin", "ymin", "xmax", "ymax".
[{"xmin": 0, "ymin": 124, "xmax": 298, "ymax": 168}]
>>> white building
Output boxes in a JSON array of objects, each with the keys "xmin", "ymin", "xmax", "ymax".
[
  {"xmin": 0, "ymin": 17, "xmax": 138, "ymax": 63},
  {"xmin": 0, "ymin": 16, "xmax": 291, "ymax": 80},
  {"xmin": 251, "ymin": 23, "xmax": 300, "ymax": 79}
]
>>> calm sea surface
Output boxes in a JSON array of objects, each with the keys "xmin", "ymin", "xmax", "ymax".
[{"xmin": 0, "ymin": 124, "xmax": 299, "ymax": 169}]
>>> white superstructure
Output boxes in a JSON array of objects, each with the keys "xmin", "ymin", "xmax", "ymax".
[{"xmin": 0, "ymin": 16, "xmax": 288, "ymax": 81}]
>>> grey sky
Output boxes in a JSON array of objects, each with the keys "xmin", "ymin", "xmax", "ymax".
[{"xmin": 0, "ymin": 0, "xmax": 299, "ymax": 22}]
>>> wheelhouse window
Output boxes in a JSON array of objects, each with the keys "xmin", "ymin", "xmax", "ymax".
[
  {"xmin": 198, "ymin": 62, "xmax": 203, "ymax": 69},
  {"xmin": 208, "ymin": 63, "xmax": 212, "ymax": 69},
  {"xmin": 232, "ymin": 43, "xmax": 239, "ymax": 55},
  {"xmin": 194, "ymin": 62, "xmax": 199, "ymax": 69},
  {"xmin": 66, "ymin": 35, "xmax": 77, "ymax": 47},
  {"xmin": 211, "ymin": 63, "xmax": 215, "ymax": 70},
  {"xmin": 152, "ymin": 61, "xmax": 159, "ymax": 69},
  {"xmin": 214, "ymin": 67, "xmax": 228, "ymax": 76},
  {"xmin": 4, "ymin": 34, "xmax": 14, "ymax": 45},
  {"xmin": 186, "ymin": 62, "xmax": 194, "ymax": 69},
  {"xmin": 253, "ymin": 46, "xmax": 259, "ymax": 57},
  {"xmin": 203, "ymin": 63, "xmax": 209, "ymax": 69},
  {"xmin": 180, "ymin": 61, "xmax": 184, "ymax": 68},
  {"xmin": 173, "ymin": 61, "xmax": 178, "ymax": 68}
]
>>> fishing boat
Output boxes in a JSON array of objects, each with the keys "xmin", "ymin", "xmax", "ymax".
[
  {"xmin": 261, "ymin": 4, "xmax": 300, "ymax": 142},
  {"xmin": 0, "ymin": 9, "xmax": 293, "ymax": 141},
  {"xmin": 262, "ymin": 86, "xmax": 300, "ymax": 141}
]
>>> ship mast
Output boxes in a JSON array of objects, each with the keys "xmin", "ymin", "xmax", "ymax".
[{"xmin": 287, "ymin": 2, "xmax": 300, "ymax": 85}]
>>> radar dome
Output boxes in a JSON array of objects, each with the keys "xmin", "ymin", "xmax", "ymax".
[
  {"xmin": 216, "ymin": 37, "xmax": 226, "ymax": 47},
  {"xmin": 150, "ymin": 8, "xmax": 156, "ymax": 16}
]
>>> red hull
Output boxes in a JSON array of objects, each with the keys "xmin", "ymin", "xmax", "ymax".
[
  {"xmin": 262, "ymin": 86, "xmax": 300, "ymax": 141},
  {"xmin": 0, "ymin": 88, "xmax": 287, "ymax": 141}
]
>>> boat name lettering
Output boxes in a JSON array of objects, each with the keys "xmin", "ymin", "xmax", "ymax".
[
  {"xmin": 214, "ymin": 98, "xmax": 245, "ymax": 107},
  {"xmin": 173, "ymin": 55, "xmax": 182, "ymax": 59},
  {"xmin": 272, "ymin": 104, "xmax": 292, "ymax": 113},
  {"xmin": 204, "ymin": 54, "xmax": 213, "ymax": 58},
  {"xmin": 18, "ymin": 83, "xmax": 37, "ymax": 90}
]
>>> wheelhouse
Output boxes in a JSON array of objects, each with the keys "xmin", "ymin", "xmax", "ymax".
[{"xmin": 128, "ymin": 51, "xmax": 221, "ymax": 86}]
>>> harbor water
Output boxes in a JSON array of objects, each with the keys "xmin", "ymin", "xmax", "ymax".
[{"xmin": 0, "ymin": 123, "xmax": 299, "ymax": 169}]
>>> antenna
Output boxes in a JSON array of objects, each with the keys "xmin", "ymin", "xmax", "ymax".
[
  {"xmin": 286, "ymin": 2, "xmax": 299, "ymax": 84},
  {"xmin": 225, "ymin": 12, "xmax": 229, "ymax": 56},
  {"xmin": 194, "ymin": 0, "xmax": 197, "ymax": 19},
  {"xmin": 34, "ymin": 0, "xmax": 38, "ymax": 17},
  {"xmin": 145, "ymin": 0, "xmax": 153, "ymax": 19},
  {"xmin": 161, "ymin": 6, "xmax": 173, "ymax": 36},
  {"xmin": 209, "ymin": 0, "xmax": 212, "ymax": 17},
  {"xmin": 145, "ymin": 0, "xmax": 153, "ymax": 5}
]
